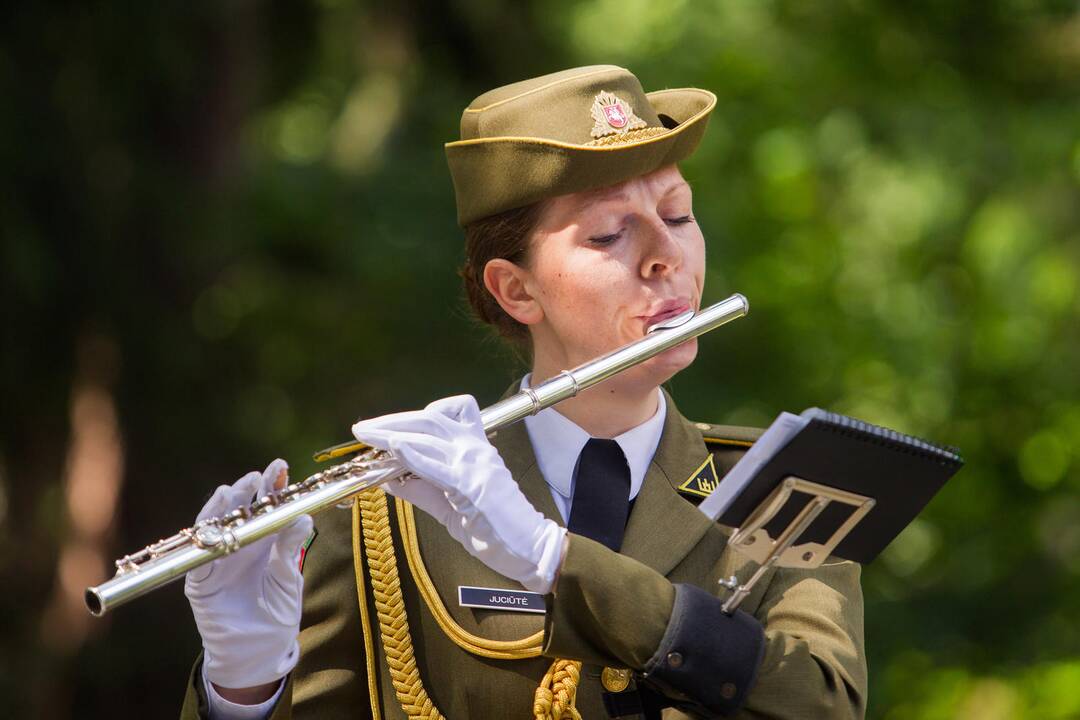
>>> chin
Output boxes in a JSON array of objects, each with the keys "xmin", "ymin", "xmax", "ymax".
[{"xmin": 629, "ymin": 339, "xmax": 698, "ymax": 388}]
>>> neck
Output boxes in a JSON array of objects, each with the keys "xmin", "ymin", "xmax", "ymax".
[{"xmin": 528, "ymin": 364, "xmax": 660, "ymax": 438}]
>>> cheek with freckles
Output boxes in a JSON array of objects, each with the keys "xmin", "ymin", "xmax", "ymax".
[{"xmin": 531, "ymin": 246, "xmax": 640, "ymax": 358}]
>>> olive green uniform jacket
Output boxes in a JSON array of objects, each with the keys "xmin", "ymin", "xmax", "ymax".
[{"xmin": 181, "ymin": 394, "xmax": 867, "ymax": 719}]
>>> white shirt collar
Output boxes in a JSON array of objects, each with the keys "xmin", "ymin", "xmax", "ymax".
[{"xmin": 521, "ymin": 374, "xmax": 667, "ymax": 515}]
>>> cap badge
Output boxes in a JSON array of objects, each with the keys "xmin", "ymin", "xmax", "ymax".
[{"xmin": 590, "ymin": 91, "xmax": 647, "ymax": 139}]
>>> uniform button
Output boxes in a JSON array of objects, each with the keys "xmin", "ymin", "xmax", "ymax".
[
  {"xmin": 601, "ymin": 667, "xmax": 631, "ymax": 693},
  {"xmin": 720, "ymin": 682, "xmax": 737, "ymax": 700},
  {"xmin": 666, "ymin": 651, "xmax": 683, "ymax": 668}
]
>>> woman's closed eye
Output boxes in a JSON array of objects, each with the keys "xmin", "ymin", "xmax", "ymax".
[
  {"xmin": 665, "ymin": 215, "xmax": 694, "ymax": 226},
  {"xmin": 588, "ymin": 230, "xmax": 624, "ymax": 246},
  {"xmin": 588, "ymin": 216, "xmax": 693, "ymax": 246}
]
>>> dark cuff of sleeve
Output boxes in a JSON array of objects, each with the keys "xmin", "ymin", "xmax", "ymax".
[{"xmin": 641, "ymin": 583, "xmax": 765, "ymax": 716}]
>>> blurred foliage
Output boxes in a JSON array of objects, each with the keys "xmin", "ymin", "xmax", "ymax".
[{"xmin": 2, "ymin": 0, "xmax": 1078, "ymax": 717}]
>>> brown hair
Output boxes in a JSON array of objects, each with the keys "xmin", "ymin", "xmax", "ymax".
[{"xmin": 459, "ymin": 201, "xmax": 546, "ymax": 343}]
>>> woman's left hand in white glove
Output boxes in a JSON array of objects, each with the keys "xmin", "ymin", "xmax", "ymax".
[{"xmin": 351, "ymin": 394, "xmax": 567, "ymax": 594}]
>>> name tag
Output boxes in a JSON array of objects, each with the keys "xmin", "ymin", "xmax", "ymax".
[{"xmin": 458, "ymin": 586, "xmax": 546, "ymax": 614}]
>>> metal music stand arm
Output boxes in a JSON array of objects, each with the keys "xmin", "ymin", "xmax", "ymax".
[{"xmin": 719, "ymin": 476, "xmax": 876, "ymax": 615}]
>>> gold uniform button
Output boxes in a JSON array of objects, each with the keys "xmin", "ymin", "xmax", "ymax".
[
  {"xmin": 601, "ymin": 667, "xmax": 631, "ymax": 693},
  {"xmin": 720, "ymin": 682, "xmax": 737, "ymax": 700}
]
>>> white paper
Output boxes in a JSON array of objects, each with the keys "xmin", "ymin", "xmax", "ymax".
[{"xmin": 698, "ymin": 411, "xmax": 810, "ymax": 522}]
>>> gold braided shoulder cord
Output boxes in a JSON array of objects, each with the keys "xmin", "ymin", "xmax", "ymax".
[
  {"xmin": 352, "ymin": 488, "xmax": 581, "ymax": 720},
  {"xmin": 351, "ymin": 499, "xmax": 384, "ymax": 720},
  {"xmin": 356, "ymin": 488, "xmax": 444, "ymax": 720},
  {"xmin": 396, "ymin": 500, "xmax": 543, "ymax": 659},
  {"xmin": 397, "ymin": 501, "xmax": 582, "ymax": 720},
  {"xmin": 534, "ymin": 659, "xmax": 583, "ymax": 720}
]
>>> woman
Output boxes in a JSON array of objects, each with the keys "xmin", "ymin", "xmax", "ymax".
[{"xmin": 181, "ymin": 65, "xmax": 866, "ymax": 720}]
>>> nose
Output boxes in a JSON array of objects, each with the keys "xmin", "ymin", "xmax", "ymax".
[{"xmin": 639, "ymin": 216, "xmax": 683, "ymax": 279}]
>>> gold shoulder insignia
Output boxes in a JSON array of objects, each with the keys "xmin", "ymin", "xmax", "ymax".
[
  {"xmin": 677, "ymin": 454, "xmax": 720, "ymax": 499},
  {"xmin": 677, "ymin": 423, "xmax": 759, "ymax": 502}
]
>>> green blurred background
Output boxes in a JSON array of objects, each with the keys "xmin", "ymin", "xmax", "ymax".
[{"xmin": 2, "ymin": 1, "xmax": 1078, "ymax": 717}]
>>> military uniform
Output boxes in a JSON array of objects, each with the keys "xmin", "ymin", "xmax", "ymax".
[
  {"xmin": 181, "ymin": 391, "xmax": 866, "ymax": 719},
  {"xmin": 181, "ymin": 64, "xmax": 867, "ymax": 719}
]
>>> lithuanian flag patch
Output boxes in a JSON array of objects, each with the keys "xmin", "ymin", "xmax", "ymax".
[{"xmin": 298, "ymin": 528, "xmax": 318, "ymax": 573}]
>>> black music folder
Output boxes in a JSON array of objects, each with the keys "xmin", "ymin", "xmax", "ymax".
[{"xmin": 699, "ymin": 408, "xmax": 964, "ymax": 564}]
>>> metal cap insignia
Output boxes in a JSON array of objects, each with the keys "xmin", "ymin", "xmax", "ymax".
[{"xmin": 590, "ymin": 90, "xmax": 647, "ymax": 139}]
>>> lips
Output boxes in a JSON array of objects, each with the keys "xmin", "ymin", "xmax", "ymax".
[{"xmin": 641, "ymin": 299, "xmax": 693, "ymax": 330}]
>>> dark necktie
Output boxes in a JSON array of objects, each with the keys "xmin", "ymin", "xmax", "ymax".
[{"xmin": 567, "ymin": 438, "xmax": 631, "ymax": 552}]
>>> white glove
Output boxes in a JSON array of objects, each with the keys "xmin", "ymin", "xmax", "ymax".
[
  {"xmin": 351, "ymin": 395, "xmax": 566, "ymax": 594},
  {"xmin": 184, "ymin": 458, "xmax": 313, "ymax": 689}
]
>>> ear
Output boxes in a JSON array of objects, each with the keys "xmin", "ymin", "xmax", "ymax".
[{"xmin": 483, "ymin": 259, "xmax": 544, "ymax": 326}]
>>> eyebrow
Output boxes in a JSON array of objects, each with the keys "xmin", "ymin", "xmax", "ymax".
[
  {"xmin": 578, "ymin": 190, "xmax": 630, "ymax": 212},
  {"xmin": 663, "ymin": 180, "xmax": 692, "ymax": 197},
  {"xmin": 577, "ymin": 180, "xmax": 691, "ymax": 213},
  {"xmin": 574, "ymin": 177, "xmax": 691, "ymax": 216}
]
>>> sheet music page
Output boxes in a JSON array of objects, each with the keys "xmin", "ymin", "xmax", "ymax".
[{"xmin": 698, "ymin": 411, "xmax": 809, "ymax": 522}]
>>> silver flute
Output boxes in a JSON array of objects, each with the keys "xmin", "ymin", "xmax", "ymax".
[{"xmin": 85, "ymin": 294, "xmax": 749, "ymax": 616}]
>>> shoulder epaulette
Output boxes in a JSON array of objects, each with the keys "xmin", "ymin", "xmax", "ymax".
[
  {"xmin": 694, "ymin": 421, "xmax": 763, "ymax": 449},
  {"xmin": 677, "ymin": 423, "xmax": 763, "ymax": 502}
]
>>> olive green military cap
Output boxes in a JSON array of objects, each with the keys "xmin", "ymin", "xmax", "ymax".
[{"xmin": 445, "ymin": 65, "xmax": 717, "ymax": 226}]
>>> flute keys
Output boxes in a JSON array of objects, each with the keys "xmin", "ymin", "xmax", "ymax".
[
  {"xmin": 222, "ymin": 507, "xmax": 249, "ymax": 525},
  {"xmin": 115, "ymin": 556, "xmax": 141, "ymax": 575},
  {"xmin": 251, "ymin": 494, "xmax": 277, "ymax": 515},
  {"xmin": 194, "ymin": 524, "xmax": 225, "ymax": 548},
  {"xmin": 279, "ymin": 483, "xmax": 304, "ymax": 501}
]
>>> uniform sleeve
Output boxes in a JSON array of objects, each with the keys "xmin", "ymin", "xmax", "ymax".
[
  {"xmin": 742, "ymin": 560, "xmax": 866, "ymax": 719},
  {"xmin": 179, "ymin": 508, "xmax": 374, "ymax": 720},
  {"xmin": 543, "ymin": 534, "xmax": 866, "ymax": 719}
]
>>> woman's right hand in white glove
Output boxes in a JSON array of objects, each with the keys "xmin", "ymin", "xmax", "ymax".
[
  {"xmin": 351, "ymin": 395, "xmax": 567, "ymax": 595},
  {"xmin": 184, "ymin": 459, "xmax": 313, "ymax": 696}
]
